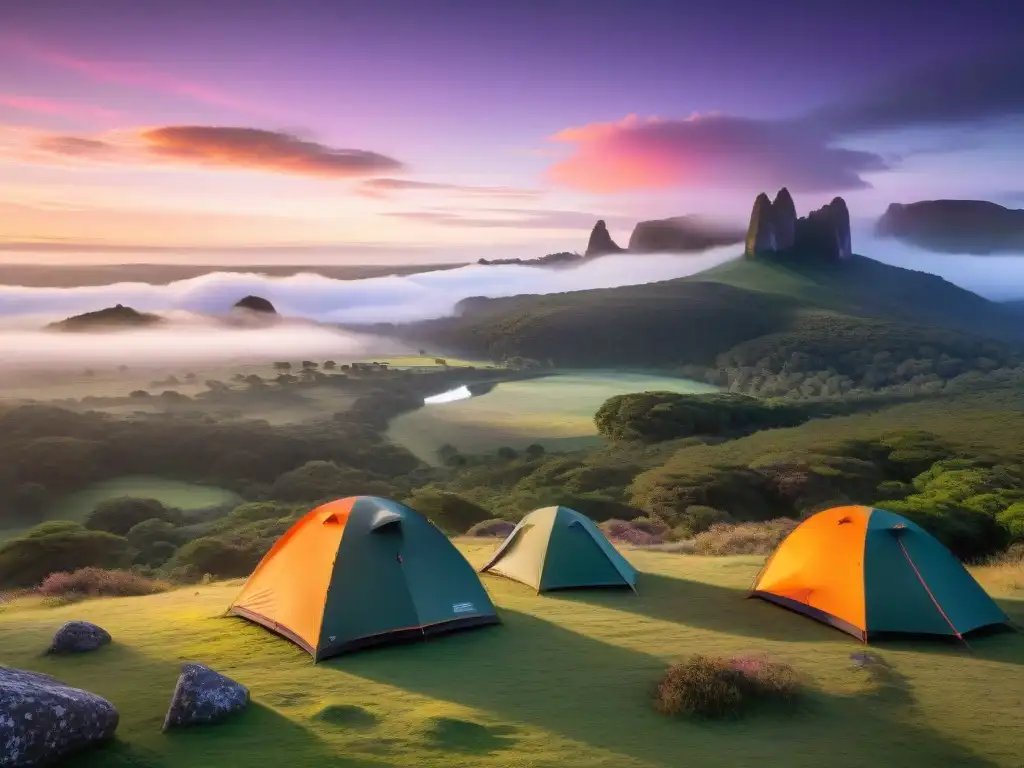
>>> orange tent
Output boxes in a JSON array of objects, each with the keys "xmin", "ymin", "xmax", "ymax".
[
  {"xmin": 749, "ymin": 505, "xmax": 1008, "ymax": 641},
  {"xmin": 228, "ymin": 496, "xmax": 499, "ymax": 660}
]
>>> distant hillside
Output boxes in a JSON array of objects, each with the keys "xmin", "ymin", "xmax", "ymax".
[
  {"xmin": 876, "ymin": 200, "xmax": 1024, "ymax": 254},
  {"xmin": 688, "ymin": 251, "xmax": 1013, "ymax": 336},
  {"xmin": 46, "ymin": 304, "xmax": 165, "ymax": 332},
  {"xmin": 629, "ymin": 216, "xmax": 745, "ymax": 253},
  {"xmin": 386, "ymin": 250, "xmax": 1022, "ymax": 369}
]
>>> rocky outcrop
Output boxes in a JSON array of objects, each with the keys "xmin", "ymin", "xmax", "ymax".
[
  {"xmin": 478, "ymin": 251, "xmax": 584, "ymax": 267},
  {"xmin": 163, "ymin": 664, "xmax": 249, "ymax": 731},
  {"xmin": 232, "ymin": 295, "xmax": 277, "ymax": 314},
  {"xmin": 771, "ymin": 188, "xmax": 797, "ymax": 250},
  {"xmin": 876, "ymin": 200, "xmax": 1024, "ymax": 254},
  {"xmin": 46, "ymin": 304, "xmax": 165, "ymax": 332},
  {"xmin": 628, "ymin": 216, "xmax": 745, "ymax": 253},
  {"xmin": 745, "ymin": 194, "xmax": 777, "ymax": 254},
  {"xmin": 49, "ymin": 621, "xmax": 112, "ymax": 654},
  {"xmin": 584, "ymin": 220, "xmax": 624, "ymax": 257},
  {"xmin": 0, "ymin": 666, "xmax": 119, "ymax": 766},
  {"xmin": 745, "ymin": 188, "xmax": 852, "ymax": 261}
]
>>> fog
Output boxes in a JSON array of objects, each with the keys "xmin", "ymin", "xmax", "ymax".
[
  {"xmin": 856, "ymin": 232, "xmax": 1024, "ymax": 301},
  {"xmin": 0, "ymin": 235, "xmax": 1021, "ymax": 370},
  {"xmin": 0, "ymin": 322, "xmax": 403, "ymax": 370},
  {"xmin": 0, "ymin": 246, "xmax": 743, "ymax": 327}
]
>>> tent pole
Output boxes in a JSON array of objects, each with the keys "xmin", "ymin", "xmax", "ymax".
[{"xmin": 896, "ymin": 537, "xmax": 972, "ymax": 652}]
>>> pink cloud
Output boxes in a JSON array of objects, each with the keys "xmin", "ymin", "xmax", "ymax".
[
  {"xmin": 0, "ymin": 34, "xmax": 259, "ymax": 114},
  {"xmin": 546, "ymin": 113, "xmax": 888, "ymax": 194},
  {"xmin": 0, "ymin": 93, "xmax": 121, "ymax": 122}
]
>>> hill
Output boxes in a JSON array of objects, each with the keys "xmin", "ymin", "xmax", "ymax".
[
  {"xmin": 876, "ymin": 200, "xmax": 1024, "ymax": 254},
  {"xmin": 391, "ymin": 250, "xmax": 1022, "ymax": 370},
  {"xmin": 46, "ymin": 305, "xmax": 166, "ymax": 332},
  {"xmin": 1, "ymin": 546, "xmax": 1021, "ymax": 768},
  {"xmin": 628, "ymin": 216, "xmax": 745, "ymax": 253}
]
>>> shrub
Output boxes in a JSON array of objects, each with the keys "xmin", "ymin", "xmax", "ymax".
[
  {"xmin": 599, "ymin": 519, "xmax": 661, "ymax": 546},
  {"xmin": 403, "ymin": 489, "xmax": 490, "ymax": 534},
  {"xmin": 22, "ymin": 520, "xmax": 86, "ymax": 538},
  {"xmin": 37, "ymin": 567, "xmax": 170, "ymax": 600},
  {"xmin": 0, "ymin": 530, "xmax": 134, "ymax": 588},
  {"xmin": 167, "ymin": 536, "xmax": 265, "ymax": 578},
  {"xmin": 654, "ymin": 654, "xmax": 801, "ymax": 719},
  {"xmin": 692, "ymin": 519, "xmax": 798, "ymax": 556},
  {"xmin": 465, "ymin": 519, "xmax": 516, "ymax": 538},
  {"xmin": 85, "ymin": 497, "xmax": 183, "ymax": 535}
]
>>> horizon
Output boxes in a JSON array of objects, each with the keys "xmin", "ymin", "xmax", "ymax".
[{"xmin": 2, "ymin": 0, "xmax": 1023, "ymax": 264}]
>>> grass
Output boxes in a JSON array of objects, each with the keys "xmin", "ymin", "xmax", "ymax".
[
  {"xmin": 387, "ymin": 372, "xmax": 718, "ymax": 464},
  {"xmin": 1, "ymin": 544, "xmax": 1021, "ymax": 768}
]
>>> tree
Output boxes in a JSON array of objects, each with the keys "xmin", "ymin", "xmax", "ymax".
[
  {"xmin": 272, "ymin": 362, "xmax": 292, "ymax": 371},
  {"xmin": 323, "ymin": 360, "xmax": 337, "ymax": 370},
  {"xmin": 85, "ymin": 497, "xmax": 183, "ymax": 536},
  {"xmin": 403, "ymin": 489, "xmax": 490, "ymax": 534},
  {"xmin": 525, "ymin": 443, "xmax": 546, "ymax": 459}
]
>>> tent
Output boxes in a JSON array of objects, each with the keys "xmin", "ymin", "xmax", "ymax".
[
  {"xmin": 228, "ymin": 496, "xmax": 500, "ymax": 661},
  {"xmin": 749, "ymin": 505, "xmax": 1009, "ymax": 642},
  {"xmin": 479, "ymin": 506, "xmax": 638, "ymax": 592}
]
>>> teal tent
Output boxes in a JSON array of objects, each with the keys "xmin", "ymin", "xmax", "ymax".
[{"xmin": 480, "ymin": 506, "xmax": 638, "ymax": 592}]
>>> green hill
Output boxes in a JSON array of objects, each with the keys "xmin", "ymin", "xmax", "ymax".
[
  {"xmin": 1, "ymin": 546, "xmax": 1021, "ymax": 768},
  {"xmin": 47, "ymin": 304, "xmax": 165, "ymax": 333},
  {"xmin": 394, "ymin": 253, "xmax": 1021, "ymax": 369}
]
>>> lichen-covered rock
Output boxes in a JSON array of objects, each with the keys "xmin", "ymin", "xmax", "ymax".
[
  {"xmin": 0, "ymin": 666, "xmax": 119, "ymax": 767},
  {"xmin": 745, "ymin": 193, "xmax": 777, "ymax": 255},
  {"xmin": 162, "ymin": 664, "xmax": 249, "ymax": 731},
  {"xmin": 584, "ymin": 220, "xmax": 624, "ymax": 257},
  {"xmin": 49, "ymin": 621, "xmax": 112, "ymax": 654}
]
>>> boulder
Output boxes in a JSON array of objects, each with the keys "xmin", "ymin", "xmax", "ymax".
[
  {"xmin": 232, "ymin": 295, "xmax": 277, "ymax": 314},
  {"xmin": 0, "ymin": 666, "xmax": 119, "ymax": 767},
  {"xmin": 744, "ymin": 193, "xmax": 777, "ymax": 255},
  {"xmin": 584, "ymin": 220, "xmax": 624, "ymax": 257},
  {"xmin": 49, "ymin": 621, "xmax": 112, "ymax": 654},
  {"xmin": 163, "ymin": 663, "xmax": 249, "ymax": 731}
]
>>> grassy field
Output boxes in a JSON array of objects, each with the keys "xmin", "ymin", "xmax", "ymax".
[
  {"xmin": 386, "ymin": 372, "xmax": 718, "ymax": 463},
  {"xmin": 0, "ymin": 545, "xmax": 1021, "ymax": 768},
  {"xmin": 0, "ymin": 476, "xmax": 241, "ymax": 543}
]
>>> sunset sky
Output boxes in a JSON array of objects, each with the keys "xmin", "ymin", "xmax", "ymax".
[{"xmin": 1, "ymin": 0, "xmax": 1022, "ymax": 263}]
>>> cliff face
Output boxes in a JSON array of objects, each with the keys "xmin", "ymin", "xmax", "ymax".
[
  {"xmin": 630, "ymin": 216, "xmax": 745, "ymax": 253},
  {"xmin": 745, "ymin": 188, "xmax": 852, "ymax": 261},
  {"xmin": 876, "ymin": 200, "xmax": 1024, "ymax": 254},
  {"xmin": 584, "ymin": 220, "xmax": 624, "ymax": 257}
]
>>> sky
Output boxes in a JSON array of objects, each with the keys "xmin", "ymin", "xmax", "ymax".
[{"xmin": 1, "ymin": 0, "xmax": 1023, "ymax": 264}]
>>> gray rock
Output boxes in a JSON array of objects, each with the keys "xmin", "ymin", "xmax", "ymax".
[
  {"xmin": 49, "ymin": 621, "xmax": 111, "ymax": 654},
  {"xmin": 745, "ymin": 192, "xmax": 777, "ymax": 255},
  {"xmin": 829, "ymin": 196, "xmax": 853, "ymax": 259},
  {"xmin": 771, "ymin": 187, "xmax": 797, "ymax": 250},
  {"xmin": 0, "ymin": 666, "xmax": 119, "ymax": 767},
  {"xmin": 584, "ymin": 220, "xmax": 624, "ymax": 257},
  {"xmin": 162, "ymin": 664, "xmax": 249, "ymax": 731}
]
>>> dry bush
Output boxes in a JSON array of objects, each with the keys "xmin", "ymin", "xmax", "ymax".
[
  {"xmin": 692, "ymin": 519, "xmax": 799, "ymax": 556},
  {"xmin": 37, "ymin": 567, "xmax": 171, "ymax": 602},
  {"xmin": 654, "ymin": 654, "xmax": 801, "ymax": 719},
  {"xmin": 599, "ymin": 519, "xmax": 663, "ymax": 546}
]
